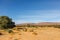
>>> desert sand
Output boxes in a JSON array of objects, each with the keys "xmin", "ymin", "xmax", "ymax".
[{"xmin": 0, "ymin": 27, "xmax": 60, "ymax": 40}]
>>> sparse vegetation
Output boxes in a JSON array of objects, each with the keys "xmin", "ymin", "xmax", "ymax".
[
  {"xmin": 16, "ymin": 24, "xmax": 60, "ymax": 29},
  {"xmin": 7, "ymin": 29, "xmax": 13, "ymax": 33},
  {"xmin": 0, "ymin": 32, "xmax": 3, "ymax": 35},
  {"xmin": 29, "ymin": 29, "xmax": 34, "ymax": 32},
  {"xmin": 22, "ymin": 28, "xmax": 27, "ymax": 32},
  {"xmin": 0, "ymin": 16, "xmax": 60, "ymax": 40},
  {"xmin": 14, "ymin": 39, "xmax": 18, "ymax": 40},
  {"xmin": 32, "ymin": 32, "xmax": 38, "ymax": 35}
]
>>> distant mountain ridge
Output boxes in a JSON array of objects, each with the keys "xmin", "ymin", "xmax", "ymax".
[{"xmin": 16, "ymin": 22, "xmax": 60, "ymax": 26}]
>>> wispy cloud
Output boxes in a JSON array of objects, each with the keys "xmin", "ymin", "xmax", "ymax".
[
  {"xmin": 14, "ymin": 19, "xmax": 45, "ymax": 24},
  {"xmin": 18, "ymin": 10, "xmax": 60, "ymax": 19},
  {"xmin": 14, "ymin": 10, "xmax": 60, "ymax": 24}
]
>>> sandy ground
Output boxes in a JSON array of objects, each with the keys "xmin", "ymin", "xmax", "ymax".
[{"xmin": 0, "ymin": 27, "xmax": 60, "ymax": 40}]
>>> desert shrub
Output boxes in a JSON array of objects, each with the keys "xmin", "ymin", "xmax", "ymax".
[
  {"xmin": 0, "ymin": 16, "xmax": 16, "ymax": 29},
  {"xmin": 0, "ymin": 33, "xmax": 3, "ymax": 35},
  {"xmin": 7, "ymin": 29, "xmax": 13, "ymax": 33},
  {"xmin": 23, "ymin": 28, "xmax": 27, "ymax": 32},
  {"xmin": 16, "ymin": 27, "xmax": 27, "ymax": 32},
  {"xmin": 54, "ymin": 25, "xmax": 60, "ymax": 28},
  {"xmin": 14, "ymin": 39, "xmax": 18, "ymax": 40},
  {"xmin": 32, "ymin": 32, "xmax": 38, "ymax": 35},
  {"xmin": 16, "ymin": 27, "xmax": 24, "ymax": 31},
  {"xmin": 26, "ymin": 24, "xmax": 31, "ymax": 27},
  {"xmin": 29, "ymin": 29, "xmax": 34, "ymax": 32}
]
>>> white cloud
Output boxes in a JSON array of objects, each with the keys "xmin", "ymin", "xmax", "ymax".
[
  {"xmin": 14, "ymin": 19, "xmax": 45, "ymax": 24},
  {"xmin": 14, "ymin": 19, "xmax": 60, "ymax": 24},
  {"xmin": 18, "ymin": 10, "xmax": 60, "ymax": 19},
  {"xmin": 15, "ymin": 10, "xmax": 60, "ymax": 24}
]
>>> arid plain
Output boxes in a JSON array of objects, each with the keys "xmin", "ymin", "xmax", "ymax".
[{"xmin": 0, "ymin": 27, "xmax": 60, "ymax": 40}]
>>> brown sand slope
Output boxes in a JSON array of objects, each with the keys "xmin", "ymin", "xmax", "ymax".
[{"xmin": 0, "ymin": 27, "xmax": 60, "ymax": 40}]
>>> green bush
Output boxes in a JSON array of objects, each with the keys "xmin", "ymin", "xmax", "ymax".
[{"xmin": 0, "ymin": 16, "xmax": 16, "ymax": 29}]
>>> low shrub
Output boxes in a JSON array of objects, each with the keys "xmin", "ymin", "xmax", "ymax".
[
  {"xmin": 32, "ymin": 32, "xmax": 38, "ymax": 35},
  {"xmin": 7, "ymin": 29, "xmax": 13, "ymax": 33},
  {"xmin": 0, "ymin": 33, "xmax": 3, "ymax": 35}
]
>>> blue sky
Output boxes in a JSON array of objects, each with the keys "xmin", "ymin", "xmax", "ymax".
[{"xmin": 0, "ymin": 0, "xmax": 60, "ymax": 24}]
